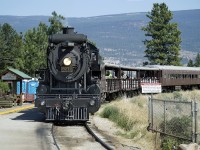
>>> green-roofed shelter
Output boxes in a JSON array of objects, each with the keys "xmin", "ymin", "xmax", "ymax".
[
  {"xmin": 1, "ymin": 68, "xmax": 32, "ymax": 80},
  {"xmin": 0, "ymin": 68, "xmax": 32, "ymax": 105}
]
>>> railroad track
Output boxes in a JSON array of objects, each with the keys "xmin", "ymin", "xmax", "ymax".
[{"xmin": 51, "ymin": 122, "xmax": 114, "ymax": 150}]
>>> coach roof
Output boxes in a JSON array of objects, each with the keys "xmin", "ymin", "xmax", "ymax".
[{"xmin": 140, "ymin": 65, "xmax": 200, "ymax": 71}]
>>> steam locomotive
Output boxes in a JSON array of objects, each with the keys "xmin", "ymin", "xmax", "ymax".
[
  {"xmin": 35, "ymin": 27, "xmax": 200, "ymax": 122},
  {"xmin": 35, "ymin": 27, "xmax": 102, "ymax": 122}
]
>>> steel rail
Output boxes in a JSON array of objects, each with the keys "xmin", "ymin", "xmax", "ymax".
[
  {"xmin": 51, "ymin": 124, "xmax": 60, "ymax": 150},
  {"xmin": 84, "ymin": 123, "xmax": 114, "ymax": 150}
]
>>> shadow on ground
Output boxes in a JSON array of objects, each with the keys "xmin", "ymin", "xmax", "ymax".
[{"xmin": 12, "ymin": 108, "xmax": 45, "ymax": 122}]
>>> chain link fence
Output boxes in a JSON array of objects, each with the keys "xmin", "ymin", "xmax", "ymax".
[{"xmin": 148, "ymin": 97, "xmax": 198, "ymax": 142}]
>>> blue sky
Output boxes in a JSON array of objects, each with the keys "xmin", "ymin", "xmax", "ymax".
[{"xmin": 0, "ymin": 0, "xmax": 199, "ymax": 17}]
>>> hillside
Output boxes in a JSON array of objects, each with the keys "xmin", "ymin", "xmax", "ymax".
[{"xmin": 0, "ymin": 9, "xmax": 200, "ymax": 66}]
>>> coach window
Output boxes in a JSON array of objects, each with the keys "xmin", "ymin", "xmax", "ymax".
[
  {"xmin": 185, "ymin": 74, "xmax": 188, "ymax": 78},
  {"xmin": 170, "ymin": 74, "xmax": 174, "ymax": 79},
  {"xmin": 185, "ymin": 74, "xmax": 187, "ymax": 78}
]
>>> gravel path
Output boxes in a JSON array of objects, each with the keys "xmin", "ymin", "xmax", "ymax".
[{"xmin": 53, "ymin": 125, "xmax": 106, "ymax": 150}]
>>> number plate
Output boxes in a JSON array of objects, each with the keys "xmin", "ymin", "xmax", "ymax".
[{"xmin": 61, "ymin": 66, "xmax": 73, "ymax": 72}]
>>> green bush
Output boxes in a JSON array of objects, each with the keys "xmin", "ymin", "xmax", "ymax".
[
  {"xmin": 160, "ymin": 115, "xmax": 191, "ymax": 138},
  {"xmin": 161, "ymin": 136, "xmax": 179, "ymax": 150},
  {"xmin": 100, "ymin": 105, "xmax": 134, "ymax": 131},
  {"xmin": 0, "ymin": 80, "xmax": 9, "ymax": 95},
  {"xmin": 100, "ymin": 105, "xmax": 119, "ymax": 119},
  {"xmin": 173, "ymin": 91, "xmax": 182, "ymax": 100},
  {"xmin": 160, "ymin": 116, "xmax": 192, "ymax": 149}
]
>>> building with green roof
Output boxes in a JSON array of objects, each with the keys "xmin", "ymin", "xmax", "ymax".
[{"xmin": 0, "ymin": 68, "xmax": 32, "ymax": 105}]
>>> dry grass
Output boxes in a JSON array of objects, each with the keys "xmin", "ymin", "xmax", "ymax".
[
  {"xmin": 98, "ymin": 90, "xmax": 200, "ymax": 149},
  {"xmin": 99, "ymin": 95, "xmax": 157, "ymax": 150},
  {"xmin": 154, "ymin": 89, "xmax": 200, "ymax": 101}
]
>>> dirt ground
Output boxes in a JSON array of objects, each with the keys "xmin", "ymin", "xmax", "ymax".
[
  {"xmin": 91, "ymin": 115, "xmax": 142, "ymax": 150},
  {"xmin": 91, "ymin": 115, "xmax": 200, "ymax": 150}
]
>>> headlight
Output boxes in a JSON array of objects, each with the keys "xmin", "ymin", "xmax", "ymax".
[
  {"xmin": 41, "ymin": 100, "xmax": 45, "ymax": 106},
  {"xmin": 89, "ymin": 100, "xmax": 95, "ymax": 106},
  {"xmin": 63, "ymin": 57, "xmax": 72, "ymax": 66}
]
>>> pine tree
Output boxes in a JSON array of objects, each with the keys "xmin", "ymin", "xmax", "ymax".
[
  {"xmin": 23, "ymin": 23, "xmax": 48, "ymax": 76},
  {"xmin": 194, "ymin": 53, "xmax": 200, "ymax": 67},
  {"xmin": 187, "ymin": 59, "xmax": 194, "ymax": 67},
  {"xmin": 142, "ymin": 3, "xmax": 182, "ymax": 66},
  {"xmin": 0, "ymin": 23, "xmax": 24, "ymax": 71},
  {"xmin": 48, "ymin": 11, "xmax": 65, "ymax": 35},
  {"xmin": 23, "ymin": 11, "xmax": 65, "ymax": 75}
]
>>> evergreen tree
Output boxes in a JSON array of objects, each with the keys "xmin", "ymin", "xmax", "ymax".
[
  {"xmin": 0, "ymin": 11, "xmax": 65, "ymax": 75},
  {"xmin": 0, "ymin": 23, "xmax": 24, "ymax": 71},
  {"xmin": 187, "ymin": 59, "xmax": 194, "ymax": 67},
  {"xmin": 194, "ymin": 53, "xmax": 200, "ymax": 67},
  {"xmin": 142, "ymin": 3, "xmax": 182, "ymax": 65},
  {"xmin": 48, "ymin": 11, "xmax": 65, "ymax": 35},
  {"xmin": 23, "ymin": 23, "xmax": 48, "ymax": 76}
]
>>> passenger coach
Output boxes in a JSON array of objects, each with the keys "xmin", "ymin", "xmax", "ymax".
[
  {"xmin": 134, "ymin": 65, "xmax": 200, "ymax": 91},
  {"xmin": 102, "ymin": 64, "xmax": 200, "ymax": 98}
]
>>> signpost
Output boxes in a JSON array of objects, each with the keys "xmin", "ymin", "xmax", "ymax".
[
  {"xmin": 141, "ymin": 83, "xmax": 162, "ymax": 94},
  {"xmin": 1, "ymin": 72, "xmax": 17, "ymax": 80}
]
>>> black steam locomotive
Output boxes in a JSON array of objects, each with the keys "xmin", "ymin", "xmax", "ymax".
[{"xmin": 35, "ymin": 27, "xmax": 101, "ymax": 122}]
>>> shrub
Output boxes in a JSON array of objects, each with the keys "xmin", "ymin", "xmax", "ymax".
[
  {"xmin": 161, "ymin": 136, "xmax": 180, "ymax": 150},
  {"xmin": 173, "ymin": 91, "xmax": 182, "ymax": 99},
  {"xmin": 160, "ymin": 116, "xmax": 192, "ymax": 149},
  {"xmin": 100, "ymin": 105, "xmax": 134, "ymax": 131},
  {"xmin": 160, "ymin": 115, "xmax": 191, "ymax": 138},
  {"xmin": 100, "ymin": 105, "xmax": 119, "ymax": 120},
  {"xmin": 0, "ymin": 80, "xmax": 9, "ymax": 96}
]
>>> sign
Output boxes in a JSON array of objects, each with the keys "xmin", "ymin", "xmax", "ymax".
[
  {"xmin": 141, "ymin": 83, "xmax": 162, "ymax": 93},
  {"xmin": 1, "ymin": 72, "xmax": 17, "ymax": 80}
]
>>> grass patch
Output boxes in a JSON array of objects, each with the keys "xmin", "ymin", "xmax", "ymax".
[
  {"xmin": 100, "ymin": 105, "xmax": 119, "ymax": 119},
  {"xmin": 117, "ymin": 130, "xmax": 140, "ymax": 139},
  {"xmin": 100, "ymin": 105, "xmax": 134, "ymax": 131},
  {"xmin": 98, "ymin": 90, "xmax": 200, "ymax": 149}
]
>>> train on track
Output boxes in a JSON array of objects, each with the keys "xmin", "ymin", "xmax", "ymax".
[
  {"xmin": 35, "ymin": 27, "xmax": 200, "ymax": 122},
  {"xmin": 35, "ymin": 27, "xmax": 102, "ymax": 122}
]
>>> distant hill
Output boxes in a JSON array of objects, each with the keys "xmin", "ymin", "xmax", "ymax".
[{"xmin": 0, "ymin": 9, "xmax": 200, "ymax": 66}]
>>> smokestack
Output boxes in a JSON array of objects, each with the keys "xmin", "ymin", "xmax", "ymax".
[{"xmin": 63, "ymin": 27, "xmax": 74, "ymax": 34}]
